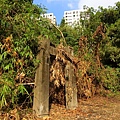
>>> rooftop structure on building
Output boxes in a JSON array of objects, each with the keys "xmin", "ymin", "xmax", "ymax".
[
  {"xmin": 41, "ymin": 13, "xmax": 56, "ymax": 24},
  {"xmin": 64, "ymin": 10, "xmax": 81, "ymax": 26}
]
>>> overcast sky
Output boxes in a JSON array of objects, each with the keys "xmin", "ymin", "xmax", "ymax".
[{"xmin": 33, "ymin": 0, "xmax": 119, "ymax": 24}]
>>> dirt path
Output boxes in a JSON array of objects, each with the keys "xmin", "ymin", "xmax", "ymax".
[
  {"xmin": 0, "ymin": 96, "xmax": 120, "ymax": 120},
  {"xmin": 49, "ymin": 96, "xmax": 120, "ymax": 120}
]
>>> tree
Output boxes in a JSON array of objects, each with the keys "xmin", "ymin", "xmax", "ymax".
[
  {"xmin": 59, "ymin": 18, "xmax": 66, "ymax": 28},
  {"xmin": 58, "ymin": 2, "xmax": 120, "ymax": 92}
]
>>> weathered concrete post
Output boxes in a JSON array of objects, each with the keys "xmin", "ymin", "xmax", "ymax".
[
  {"xmin": 65, "ymin": 47, "xmax": 78, "ymax": 109},
  {"xmin": 33, "ymin": 39, "xmax": 50, "ymax": 117}
]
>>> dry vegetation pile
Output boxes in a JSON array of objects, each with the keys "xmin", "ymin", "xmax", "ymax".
[
  {"xmin": 49, "ymin": 39, "xmax": 100, "ymax": 105},
  {"xmin": 49, "ymin": 44, "xmax": 77, "ymax": 105}
]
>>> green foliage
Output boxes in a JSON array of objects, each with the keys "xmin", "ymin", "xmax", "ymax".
[
  {"xmin": 58, "ymin": 2, "xmax": 120, "ymax": 94},
  {"xmin": 59, "ymin": 24, "xmax": 80, "ymax": 54},
  {"xmin": 101, "ymin": 8, "xmax": 120, "ymax": 67},
  {"xmin": 100, "ymin": 67, "xmax": 120, "ymax": 92},
  {"xmin": 0, "ymin": 0, "xmax": 61, "ymax": 109},
  {"xmin": 66, "ymin": 2, "xmax": 120, "ymax": 92}
]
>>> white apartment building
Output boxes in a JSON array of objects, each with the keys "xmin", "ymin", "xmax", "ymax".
[
  {"xmin": 64, "ymin": 10, "xmax": 81, "ymax": 26},
  {"xmin": 41, "ymin": 13, "xmax": 56, "ymax": 24}
]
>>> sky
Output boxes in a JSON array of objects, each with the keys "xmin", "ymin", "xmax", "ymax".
[{"xmin": 33, "ymin": 0, "xmax": 119, "ymax": 24}]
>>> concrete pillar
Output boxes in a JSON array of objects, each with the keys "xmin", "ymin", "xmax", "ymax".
[
  {"xmin": 33, "ymin": 40, "xmax": 50, "ymax": 117},
  {"xmin": 65, "ymin": 51, "xmax": 78, "ymax": 109}
]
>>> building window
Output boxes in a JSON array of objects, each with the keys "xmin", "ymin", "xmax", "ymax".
[{"xmin": 73, "ymin": 15, "xmax": 75, "ymax": 17}]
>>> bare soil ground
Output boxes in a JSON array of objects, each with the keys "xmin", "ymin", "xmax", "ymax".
[
  {"xmin": 0, "ymin": 95, "xmax": 120, "ymax": 120},
  {"xmin": 49, "ymin": 95, "xmax": 120, "ymax": 120}
]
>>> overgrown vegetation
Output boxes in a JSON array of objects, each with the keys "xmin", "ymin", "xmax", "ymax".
[
  {"xmin": 0, "ymin": 0, "xmax": 60, "ymax": 109},
  {"xmin": 59, "ymin": 3, "xmax": 120, "ymax": 94},
  {"xmin": 0, "ymin": 0, "xmax": 120, "ymax": 112}
]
